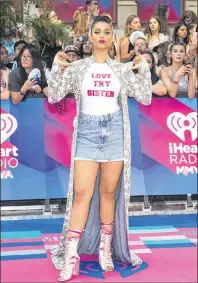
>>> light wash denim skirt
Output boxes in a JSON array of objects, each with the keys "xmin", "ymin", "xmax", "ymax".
[{"xmin": 75, "ymin": 108, "xmax": 124, "ymax": 162}]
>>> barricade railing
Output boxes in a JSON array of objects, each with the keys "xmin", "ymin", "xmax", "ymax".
[{"xmin": 1, "ymin": 93, "xmax": 197, "ymax": 212}]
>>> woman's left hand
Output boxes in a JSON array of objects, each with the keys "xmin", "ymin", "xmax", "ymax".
[
  {"xmin": 34, "ymin": 85, "xmax": 42, "ymax": 93},
  {"xmin": 130, "ymin": 54, "xmax": 148, "ymax": 71},
  {"xmin": 133, "ymin": 55, "xmax": 142, "ymax": 66}
]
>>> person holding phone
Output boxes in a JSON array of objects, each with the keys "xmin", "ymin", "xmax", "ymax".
[
  {"xmin": 161, "ymin": 42, "xmax": 196, "ymax": 99},
  {"xmin": 87, "ymin": 0, "xmax": 100, "ymax": 22},
  {"xmin": 8, "ymin": 44, "xmax": 48, "ymax": 104}
]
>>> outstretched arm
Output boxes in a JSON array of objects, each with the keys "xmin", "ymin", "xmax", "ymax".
[
  {"xmin": 124, "ymin": 55, "xmax": 152, "ymax": 105},
  {"xmin": 47, "ymin": 52, "xmax": 77, "ymax": 103}
]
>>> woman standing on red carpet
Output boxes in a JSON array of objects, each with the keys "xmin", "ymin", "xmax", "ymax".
[{"xmin": 47, "ymin": 16, "xmax": 152, "ymax": 281}]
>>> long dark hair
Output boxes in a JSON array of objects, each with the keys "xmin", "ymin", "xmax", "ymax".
[
  {"xmin": 173, "ymin": 21, "xmax": 190, "ymax": 45},
  {"xmin": 13, "ymin": 40, "xmax": 27, "ymax": 65},
  {"xmin": 181, "ymin": 10, "xmax": 197, "ymax": 25},
  {"xmin": 18, "ymin": 44, "xmax": 46, "ymax": 89},
  {"xmin": 154, "ymin": 41, "xmax": 172, "ymax": 67},
  {"xmin": 169, "ymin": 41, "xmax": 187, "ymax": 65},
  {"xmin": 79, "ymin": 39, "xmax": 92, "ymax": 59},
  {"xmin": 141, "ymin": 50, "xmax": 159, "ymax": 85},
  {"xmin": 154, "ymin": 4, "xmax": 170, "ymax": 35}
]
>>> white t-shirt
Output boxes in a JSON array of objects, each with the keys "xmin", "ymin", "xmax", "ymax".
[{"xmin": 81, "ymin": 63, "xmax": 121, "ymax": 115}]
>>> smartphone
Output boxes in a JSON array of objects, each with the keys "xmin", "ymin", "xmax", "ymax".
[
  {"xmin": 184, "ymin": 62, "xmax": 192, "ymax": 75},
  {"xmin": 30, "ymin": 75, "xmax": 40, "ymax": 85},
  {"xmin": 184, "ymin": 62, "xmax": 192, "ymax": 68},
  {"xmin": 82, "ymin": 36, "xmax": 87, "ymax": 41},
  {"xmin": 184, "ymin": 58, "xmax": 192, "ymax": 66}
]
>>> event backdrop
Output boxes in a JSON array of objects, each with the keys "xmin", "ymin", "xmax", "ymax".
[{"xmin": 1, "ymin": 97, "xmax": 197, "ymax": 201}]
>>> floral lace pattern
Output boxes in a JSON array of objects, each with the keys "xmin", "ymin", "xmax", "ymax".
[{"xmin": 48, "ymin": 56, "xmax": 152, "ymax": 270}]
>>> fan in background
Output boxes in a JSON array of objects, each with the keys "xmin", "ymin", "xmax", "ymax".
[{"xmin": 130, "ymin": 31, "xmax": 146, "ymax": 47}]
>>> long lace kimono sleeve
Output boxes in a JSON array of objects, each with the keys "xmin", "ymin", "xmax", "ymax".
[
  {"xmin": 47, "ymin": 64, "xmax": 77, "ymax": 103},
  {"xmin": 123, "ymin": 62, "xmax": 152, "ymax": 105}
]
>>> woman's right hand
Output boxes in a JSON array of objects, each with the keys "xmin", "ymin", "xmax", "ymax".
[
  {"xmin": 130, "ymin": 54, "xmax": 149, "ymax": 71},
  {"xmin": 133, "ymin": 55, "xmax": 141, "ymax": 66},
  {"xmin": 53, "ymin": 51, "xmax": 73, "ymax": 68},
  {"xmin": 21, "ymin": 78, "xmax": 37, "ymax": 93},
  {"xmin": 175, "ymin": 65, "xmax": 188, "ymax": 78}
]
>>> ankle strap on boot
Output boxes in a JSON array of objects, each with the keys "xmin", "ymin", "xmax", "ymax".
[
  {"xmin": 101, "ymin": 222, "xmax": 114, "ymax": 235},
  {"xmin": 67, "ymin": 229, "xmax": 83, "ymax": 240}
]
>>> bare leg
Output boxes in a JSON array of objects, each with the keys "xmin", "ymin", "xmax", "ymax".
[
  {"xmin": 67, "ymin": 160, "xmax": 100, "ymax": 237},
  {"xmin": 99, "ymin": 161, "xmax": 124, "ymax": 231},
  {"xmin": 58, "ymin": 160, "xmax": 100, "ymax": 281},
  {"xmin": 99, "ymin": 161, "xmax": 142, "ymax": 268},
  {"xmin": 99, "ymin": 161, "xmax": 124, "ymax": 271}
]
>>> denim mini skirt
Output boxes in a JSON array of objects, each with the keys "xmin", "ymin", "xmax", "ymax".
[{"xmin": 75, "ymin": 108, "xmax": 124, "ymax": 162}]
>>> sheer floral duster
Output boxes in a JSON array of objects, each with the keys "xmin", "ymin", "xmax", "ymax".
[{"xmin": 47, "ymin": 56, "xmax": 152, "ymax": 270}]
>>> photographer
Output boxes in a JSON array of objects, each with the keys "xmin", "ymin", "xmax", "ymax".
[
  {"xmin": 86, "ymin": 0, "xmax": 100, "ymax": 27},
  {"xmin": 72, "ymin": 1, "xmax": 100, "ymax": 37},
  {"xmin": 8, "ymin": 44, "xmax": 48, "ymax": 105}
]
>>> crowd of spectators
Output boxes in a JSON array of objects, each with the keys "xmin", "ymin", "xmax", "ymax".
[{"xmin": 0, "ymin": 0, "xmax": 197, "ymax": 103}]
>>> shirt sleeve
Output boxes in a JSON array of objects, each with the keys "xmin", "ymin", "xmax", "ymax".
[
  {"xmin": 47, "ymin": 64, "xmax": 77, "ymax": 104},
  {"xmin": 122, "ymin": 62, "xmax": 152, "ymax": 105},
  {"xmin": 8, "ymin": 70, "xmax": 21, "ymax": 92}
]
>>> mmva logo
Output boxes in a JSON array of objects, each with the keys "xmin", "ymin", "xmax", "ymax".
[
  {"xmin": 167, "ymin": 112, "xmax": 197, "ymax": 141},
  {"xmin": 1, "ymin": 113, "xmax": 18, "ymax": 144}
]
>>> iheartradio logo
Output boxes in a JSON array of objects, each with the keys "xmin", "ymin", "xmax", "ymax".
[
  {"xmin": 167, "ymin": 112, "xmax": 197, "ymax": 142},
  {"xmin": 1, "ymin": 113, "xmax": 18, "ymax": 144}
]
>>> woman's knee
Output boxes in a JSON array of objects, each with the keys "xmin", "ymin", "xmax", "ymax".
[
  {"xmin": 74, "ymin": 188, "xmax": 93, "ymax": 203},
  {"xmin": 100, "ymin": 187, "xmax": 116, "ymax": 200}
]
